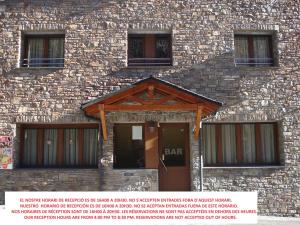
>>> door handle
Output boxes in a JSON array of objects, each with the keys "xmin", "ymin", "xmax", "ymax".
[{"xmin": 160, "ymin": 156, "xmax": 168, "ymax": 172}]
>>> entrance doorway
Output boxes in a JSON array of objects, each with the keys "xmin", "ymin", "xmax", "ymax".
[{"xmin": 158, "ymin": 123, "xmax": 190, "ymax": 191}]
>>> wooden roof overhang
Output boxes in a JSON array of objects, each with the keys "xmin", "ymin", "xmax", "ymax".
[{"xmin": 81, "ymin": 77, "xmax": 222, "ymax": 141}]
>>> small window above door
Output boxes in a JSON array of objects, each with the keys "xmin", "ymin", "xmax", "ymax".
[{"xmin": 128, "ymin": 33, "xmax": 172, "ymax": 67}]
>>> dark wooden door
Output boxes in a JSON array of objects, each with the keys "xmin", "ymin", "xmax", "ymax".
[{"xmin": 158, "ymin": 123, "xmax": 190, "ymax": 191}]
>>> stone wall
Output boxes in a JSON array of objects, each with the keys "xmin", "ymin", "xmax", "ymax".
[
  {"xmin": 0, "ymin": 0, "xmax": 299, "ymax": 217},
  {"xmin": 0, "ymin": 169, "xmax": 101, "ymax": 205}
]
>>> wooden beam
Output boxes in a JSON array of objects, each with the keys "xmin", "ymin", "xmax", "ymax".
[
  {"xmin": 125, "ymin": 95, "xmax": 146, "ymax": 105},
  {"xmin": 152, "ymin": 94, "xmax": 176, "ymax": 105},
  {"xmin": 84, "ymin": 83, "xmax": 149, "ymax": 112},
  {"xmin": 154, "ymin": 83, "xmax": 221, "ymax": 110},
  {"xmin": 153, "ymin": 83, "xmax": 197, "ymax": 104},
  {"xmin": 194, "ymin": 105, "xmax": 203, "ymax": 140},
  {"xmin": 83, "ymin": 79, "xmax": 221, "ymax": 114},
  {"xmin": 147, "ymin": 85, "xmax": 155, "ymax": 98},
  {"xmin": 104, "ymin": 104, "xmax": 198, "ymax": 111},
  {"xmin": 103, "ymin": 83, "xmax": 149, "ymax": 105},
  {"xmin": 99, "ymin": 104, "xmax": 108, "ymax": 141},
  {"xmin": 86, "ymin": 106, "xmax": 211, "ymax": 120}
]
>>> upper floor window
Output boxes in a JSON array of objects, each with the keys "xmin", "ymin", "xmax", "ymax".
[
  {"xmin": 128, "ymin": 33, "xmax": 172, "ymax": 67},
  {"xmin": 22, "ymin": 33, "xmax": 65, "ymax": 68},
  {"xmin": 234, "ymin": 34, "xmax": 274, "ymax": 67},
  {"xmin": 202, "ymin": 123, "xmax": 280, "ymax": 166}
]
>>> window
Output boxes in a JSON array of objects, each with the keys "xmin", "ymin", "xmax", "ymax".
[
  {"xmin": 234, "ymin": 34, "xmax": 274, "ymax": 67},
  {"xmin": 128, "ymin": 33, "xmax": 172, "ymax": 66},
  {"xmin": 20, "ymin": 124, "xmax": 99, "ymax": 168},
  {"xmin": 113, "ymin": 124, "xmax": 145, "ymax": 169},
  {"xmin": 202, "ymin": 123, "xmax": 280, "ymax": 166},
  {"xmin": 22, "ymin": 33, "xmax": 65, "ymax": 68}
]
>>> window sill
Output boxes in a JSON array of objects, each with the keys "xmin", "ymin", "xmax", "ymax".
[
  {"xmin": 203, "ymin": 166, "xmax": 285, "ymax": 169},
  {"xmin": 235, "ymin": 65, "xmax": 280, "ymax": 70},
  {"xmin": 15, "ymin": 167, "xmax": 98, "ymax": 170},
  {"xmin": 113, "ymin": 168, "xmax": 156, "ymax": 170},
  {"xmin": 17, "ymin": 67, "xmax": 65, "ymax": 70},
  {"xmin": 124, "ymin": 66, "xmax": 173, "ymax": 70}
]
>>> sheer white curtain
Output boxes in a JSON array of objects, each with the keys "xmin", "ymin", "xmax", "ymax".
[
  {"xmin": 202, "ymin": 124, "xmax": 216, "ymax": 165},
  {"xmin": 64, "ymin": 129, "xmax": 78, "ymax": 166},
  {"xmin": 28, "ymin": 38, "xmax": 44, "ymax": 67},
  {"xmin": 83, "ymin": 129, "xmax": 99, "ymax": 166},
  {"xmin": 49, "ymin": 38, "xmax": 64, "ymax": 67},
  {"xmin": 24, "ymin": 129, "xmax": 37, "ymax": 166},
  {"xmin": 44, "ymin": 129, "xmax": 57, "ymax": 166},
  {"xmin": 260, "ymin": 124, "xmax": 275, "ymax": 163},
  {"xmin": 253, "ymin": 36, "xmax": 271, "ymax": 66},
  {"xmin": 234, "ymin": 36, "xmax": 249, "ymax": 65},
  {"xmin": 242, "ymin": 124, "xmax": 256, "ymax": 163},
  {"xmin": 222, "ymin": 124, "xmax": 236, "ymax": 164}
]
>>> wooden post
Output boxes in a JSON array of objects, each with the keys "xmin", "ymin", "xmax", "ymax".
[
  {"xmin": 194, "ymin": 105, "xmax": 202, "ymax": 140},
  {"xmin": 99, "ymin": 104, "xmax": 108, "ymax": 141}
]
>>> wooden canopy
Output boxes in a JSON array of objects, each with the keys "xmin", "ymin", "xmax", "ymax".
[{"xmin": 81, "ymin": 77, "xmax": 222, "ymax": 141}]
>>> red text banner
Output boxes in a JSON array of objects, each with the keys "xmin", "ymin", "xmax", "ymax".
[{"xmin": 1, "ymin": 191, "xmax": 257, "ymax": 225}]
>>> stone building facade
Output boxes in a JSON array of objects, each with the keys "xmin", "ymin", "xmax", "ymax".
[{"xmin": 0, "ymin": 0, "xmax": 299, "ymax": 217}]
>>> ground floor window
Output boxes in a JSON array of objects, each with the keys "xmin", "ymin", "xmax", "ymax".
[
  {"xmin": 20, "ymin": 124, "xmax": 99, "ymax": 168},
  {"xmin": 113, "ymin": 124, "xmax": 145, "ymax": 169},
  {"xmin": 202, "ymin": 123, "xmax": 280, "ymax": 166}
]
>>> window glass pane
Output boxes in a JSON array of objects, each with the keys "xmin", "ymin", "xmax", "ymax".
[
  {"xmin": 156, "ymin": 38, "xmax": 170, "ymax": 58},
  {"xmin": 234, "ymin": 36, "xmax": 249, "ymax": 64},
  {"xmin": 113, "ymin": 124, "xmax": 144, "ymax": 169},
  {"xmin": 44, "ymin": 129, "xmax": 57, "ymax": 166},
  {"xmin": 129, "ymin": 38, "xmax": 144, "ymax": 58},
  {"xmin": 28, "ymin": 38, "xmax": 44, "ymax": 67},
  {"xmin": 64, "ymin": 129, "xmax": 78, "ymax": 166},
  {"xmin": 132, "ymin": 126, "xmax": 143, "ymax": 140},
  {"xmin": 242, "ymin": 124, "xmax": 256, "ymax": 164},
  {"xmin": 23, "ymin": 129, "xmax": 38, "ymax": 166},
  {"xmin": 161, "ymin": 127, "xmax": 185, "ymax": 167},
  {"xmin": 222, "ymin": 124, "xmax": 236, "ymax": 164},
  {"xmin": 202, "ymin": 123, "xmax": 278, "ymax": 166},
  {"xmin": 48, "ymin": 38, "xmax": 64, "ymax": 67},
  {"xmin": 253, "ymin": 36, "xmax": 271, "ymax": 66},
  {"xmin": 83, "ymin": 129, "xmax": 98, "ymax": 166},
  {"xmin": 260, "ymin": 124, "xmax": 275, "ymax": 163},
  {"xmin": 202, "ymin": 124, "xmax": 217, "ymax": 165}
]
